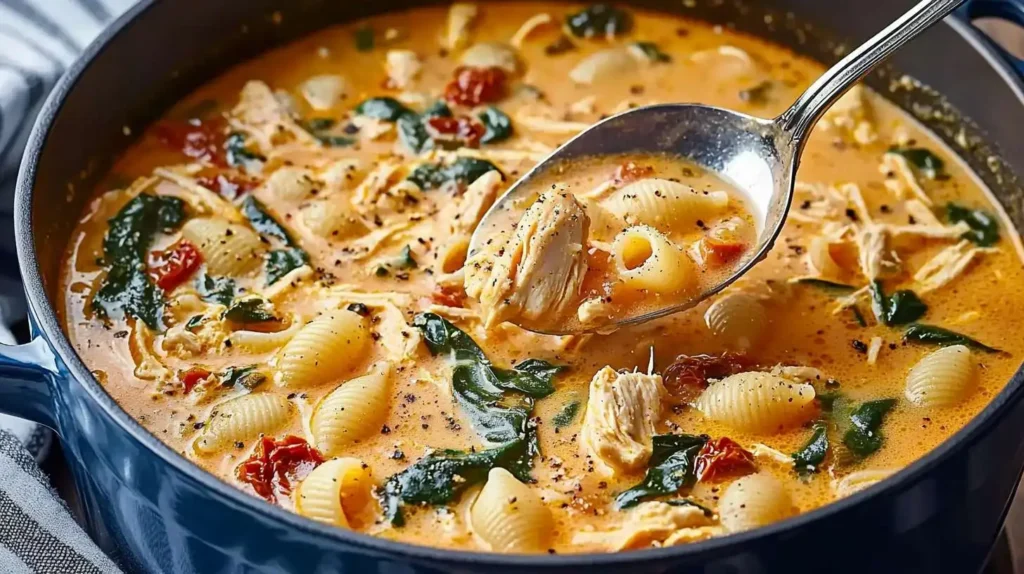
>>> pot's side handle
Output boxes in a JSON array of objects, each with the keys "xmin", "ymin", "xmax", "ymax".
[
  {"xmin": 0, "ymin": 337, "xmax": 58, "ymax": 430},
  {"xmin": 960, "ymin": 0, "xmax": 1024, "ymax": 75}
]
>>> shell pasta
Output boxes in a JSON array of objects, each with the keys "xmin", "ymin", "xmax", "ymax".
[{"xmin": 60, "ymin": 0, "xmax": 1024, "ymax": 556}]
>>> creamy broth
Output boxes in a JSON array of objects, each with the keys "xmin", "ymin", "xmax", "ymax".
[{"xmin": 60, "ymin": 2, "xmax": 1024, "ymax": 554}]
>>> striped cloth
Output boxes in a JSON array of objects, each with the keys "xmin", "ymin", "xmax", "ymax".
[{"xmin": 1, "ymin": 1, "xmax": 134, "ymax": 572}]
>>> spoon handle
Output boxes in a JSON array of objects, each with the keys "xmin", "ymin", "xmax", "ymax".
[{"xmin": 777, "ymin": 0, "xmax": 966, "ymax": 146}]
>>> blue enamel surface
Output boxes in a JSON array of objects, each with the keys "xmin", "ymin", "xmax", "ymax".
[
  {"xmin": 963, "ymin": 0, "xmax": 1024, "ymax": 75},
  {"xmin": 4, "ymin": 1, "xmax": 1024, "ymax": 572}
]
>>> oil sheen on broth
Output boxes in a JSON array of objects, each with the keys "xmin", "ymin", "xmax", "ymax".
[
  {"xmin": 59, "ymin": 1, "xmax": 1024, "ymax": 555},
  {"xmin": 467, "ymin": 153, "xmax": 757, "ymax": 333}
]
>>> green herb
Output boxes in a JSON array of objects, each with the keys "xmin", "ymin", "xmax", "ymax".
[
  {"xmin": 552, "ymin": 399, "xmax": 581, "ymax": 428},
  {"xmin": 794, "ymin": 277, "xmax": 857, "ymax": 293},
  {"xmin": 816, "ymin": 390, "xmax": 845, "ymax": 413},
  {"xmin": 265, "ymin": 248, "xmax": 309, "ymax": 285},
  {"xmin": 354, "ymin": 26, "xmax": 374, "ymax": 52},
  {"xmin": 869, "ymin": 281, "xmax": 927, "ymax": 326},
  {"xmin": 478, "ymin": 106, "xmax": 513, "ymax": 144},
  {"xmin": 903, "ymin": 323, "xmax": 1002, "ymax": 353},
  {"xmin": 842, "ymin": 399, "xmax": 896, "ymax": 457},
  {"xmin": 738, "ymin": 81, "xmax": 773, "ymax": 104},
  {"xmin": 406, "ymin": 158, "xmax": 502, "ymax": 190},
  {"xmin": 195, "ymin": 274, "xmax": 237, "ymax": 306},
  {"xmin": 395, "ymin": 245, "xmax": 417, "ymax": 269},
  {"xmin": 792, "ymin": 423, "xmax": 829, "ymax": 474},
  {"xmin": 630, "ymin": 41, "xmax": 671, "ymax": 62},
  {"xmin": 300, "ymin": 117, "xmax": 356, "ymax": 147},
  {"xmin": 222, "ymin": 297, "xmax": 280, "ymax": 326},
  {"xmin": 241, "ymin": 196, "xmax": 296, "ymax": 245},
  {"xmin": 224, "ymin": 132, "xmax": 266, "ymax": 168},
  {"xmin": 887, "ymin": 147, "xmax": 945, "ymax": 179},
  {"xmin": 185, "ymin": 315, "xmax": 206, "ymax": 331},
  {"xmin": 423, "ymin": 101, "xmax": 453, "ymax": 118},
  {"xmin": 219, "ymin": 365, "xmax": 267, "ymax": 391},
  {"xmin": 92, "ymin": 194, "xmax": 186, "ymax": 330},
  {"xmin": 355, "ymin": 97, "xmax": 412, "ymax": 121},
  {"xmin": 615, "ymin": 433, "xmax": 708, "ymax": 509},
  {"xmin": 566, "ymin": 4, "xmax": 633, "ymax": 38},
  {"xmin": 397, "ymin": 113, "xmax": 434, "ymax": 154},
  {"xmin": 947, "ymin": 202, "xmax": 1000, "ymax": 247},
  {"xmin": 380, "ymin": 437, "xmax": 535, "ymax": 526}
]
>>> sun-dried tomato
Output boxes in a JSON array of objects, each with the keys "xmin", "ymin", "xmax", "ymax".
[
  {"xmin": 236, "ymin": 435, "xmax": 325, "ymax": 503},
  {"xmin": 153, "ymin": 118, "xmax": 228, "ymax": 165},
  {"xmin": 196, "ymin": 173, "xmax": 259, "ymax": 201},
  {"xmin": 694, "ymin": 437, "xmax": 756, "ymax": 482},
  {"xmin": 431, "ymin": 284, "xmax": 467, "ymax": 308},
  {"xmin": 661, "ymin": 353, "xmax": 752, "ymax": 402},
  {"xmin": 179, "ymin": 367, "xmax": 211, "ymax": 394},
  {"xmin": 444, "ymin": 66, "xmax": 507, "ymax": 106},
  {"xmin": 700, "ymin": 236, "xmax": 747, "ymax": 266},
  {"xmin": 613, "ymin": 161, "xmax": 654, "ymax": 184},
  {"xmin": 426, "ymin": 115, "xmax": 486, "ymax": 149},
  {"xmin": 148, "ymin": 240, "xmax": 203, "ymax": 291}
]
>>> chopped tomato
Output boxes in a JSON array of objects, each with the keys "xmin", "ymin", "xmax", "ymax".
[
  {"xmin": 196, "ymin": 173, "xmax": 259, "ymax": 200},
  {"xmin": 426, "ymin": 116, "xmax": 485, "ymax": 148},
  {"xmin": 661, "ymin": 353, "xmax": 752, "ymax": 402},
  {"xmin": 694, "ymin": 437, "xmax": 757, "ymax": 482},
  {"xmin": 613, "ymin": 161, "xmax": 654, "ymax": 184},
  {"xmin": 148, "ymin": 241, "xmax": 203, "ymax": 291},
  {"xmin": 444, "ymin": 66, "xmax": 507, "ymax": 106},
  {"xmin": 179, "ymin": 368, "xmax": 211, "ymax": 394},
  {"xmin": 431, "ymin": 284, "xmax": 467, "ymax": 308},
  {"xmin": 153, "ymin": 117, "xmax": 228, "ymax": 165},
  {"xmin": 700, "ymin": 236, "xmax": 747, "ymax": 266},
  {"xmin": 236, "ymin": 435, "xmax": 325, "ymax": 503}
]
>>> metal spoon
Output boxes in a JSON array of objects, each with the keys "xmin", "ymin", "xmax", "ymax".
[{"xmin": 469, "ymin": 0, "xmax": 966, "ymax": 335}]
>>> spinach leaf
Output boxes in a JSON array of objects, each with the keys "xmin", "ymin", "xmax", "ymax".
[
  {"xmin": 397, "ymin": 113, "xmax": 434, "ymax": 154},
  {"xmin": 615, "ymin": 433, "xmax": 708, "ymax": 509},
  {"xmin": 240, "ymin": 196, "xmax": 296, "ymax": 245},
  {"xmin": 380, "ymin": 437, "xmax": 535, "ymax": 526},
  {"xmin": 224, "ymin": 132, "xmax": 266, "ymax": 168},
  {"xmin": 406, "ymin": 158, "xmax": 502, "ymax": 191},
  {"xmin": 222, "ymin": 297, "xmax": 280, "ymax": 326},
  {"xmin": 630, "ymin": 41, "xmax": 671, "ymax": 62},
  {"xmin": 566, "ymin": 4, "xmax": 633, "ymax": 38},
  {"xmin": 265, "ymin": 248, "xmax": 309, "ymax": 285},
  {"xmin": 185, "ymin": 315, "xmax": 206, "ymax": 331},
  {"xmin": 794, "ymin": 277, "xmax": 857, "ymax": 293},
  {"xmin": 354, "ymin": 26, "xmax": 374, "ymax": 52},
  {"xmin": 792, "ymin": 423, "xmax": 829, "ymax": 474},
  {"xmin": 887, "ymin": 147, "xmax": 945, "ymax": 179},
  {"xmin": 903, "ymin": 323, "xmax": 1002, "ymax": 354},
  {"xmin": 92, "ymin": 194, "xmax": 186, "ymax": 330},
  {"xmin": 869, "ymin": 281, "xmax": 927, "ymax": 326},
  {"xmin": 947, "ymin": 202, "xmax": 1000, "ymax": 247},
  {"xmin": 478, "ymin": 106, "xmax": 513, "ymax": 144},
  {"xmin": 492, "ymin": 358, "xmax": 564, "ymax": 397},
  {"xmin": 842, "ymin": 399, "xmax": 896, "ymax": 457},
  {"xmin": 552, "ymin": 399, "xmax": 581, "ymax": 428},
  {"xmin": 195, "ymin": 274, "xmax": 237, "ymax": 306},
  {"xmin": 423, "ymin": 101, "xmax": 453, "ymax": 118},
  {"xmin": 356, "ymin": 97, "xmax": 413, "ymax": 122},
  {"xmin": 219, "ymin": 365, "xmax": 267, "ymax": 390}
]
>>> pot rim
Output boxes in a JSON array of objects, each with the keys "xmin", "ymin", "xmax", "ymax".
[{"xmin": 13, "ymin": 1, "xmax": 1024, "ymax": 567}]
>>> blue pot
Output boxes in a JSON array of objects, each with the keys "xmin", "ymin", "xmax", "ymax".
[{"xmin": 4, "ymin": 1, "xmax": 1024, "ymax": 572}]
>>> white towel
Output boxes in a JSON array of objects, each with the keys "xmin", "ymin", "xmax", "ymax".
[{"xmin": 1, "ymin": 1, "xmax": 132, "ymax": 572}]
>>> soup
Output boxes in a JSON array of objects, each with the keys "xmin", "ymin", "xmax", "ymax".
[{"xmin": 59, "ymin": 1, "xmax": 1024, "ymax": 554}]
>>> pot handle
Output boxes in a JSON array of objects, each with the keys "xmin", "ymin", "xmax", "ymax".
[
  {"xmin": 0, "ymin": 337, "xmax": 58, "ymax": 430},
  {"xmin": 960, "ymin": 0, "xmax": 1024, "ymax": 75}
]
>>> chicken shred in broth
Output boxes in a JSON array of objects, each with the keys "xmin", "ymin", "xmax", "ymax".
[{"xmin": 59, "ymin": 2, "xmax": 1024, "ymax": 554}]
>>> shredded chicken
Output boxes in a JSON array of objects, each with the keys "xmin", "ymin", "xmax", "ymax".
[
  {"xmin": 444, "ymin": 3, "xmax": 478, "ymax": 50},
  {"xmin": 579, "ymin": 366, "xmax": 664, "ymax": 474},
  {"xmin": 881, "ymin": 152, "xmax": 932, "ymax": 205},
  {"xmin": 229, "ymin": 80, "xmax": 318, "ymax": 151},
  {"xmin": 914, "ymin": 239, "xmax": 996, "ymax": 293},
  {"xmin": 300, "ymin": 74, "xmax": 347, "ymax": 110},
  {"xmin": 464, "ymin": 191, "xmax": 590, "ymax": 329},
  {"xmin": 509, "ymin": 13, "xmax": 552, "ymax": 48},
  {"xmin": 451, "ymin": 170, "xmax": 503, "ymax": 236},
  {"xmin": 572, "ymin": 502, "xmax": 713, "ymax": 550},
  {"xmin": 819, "ymin": 84, "xmax": 876, "ymax": 145},
  {"xmin": 386, "ymin": 50, "xmax": 422, "ymax": 89}
]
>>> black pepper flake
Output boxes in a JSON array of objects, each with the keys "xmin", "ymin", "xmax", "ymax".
[
  {"xmin": 347, "ymin": 302, "xmax": 371, "ymax": 316},
  {"xmin": 845, "ymin": 208, "xmax": 859, "ymax": 222},
  {"xmin": 234, "ymin": 441, "xmax": 245, "ymax": 449},
  {"xmin": 381, "ymin": 424, "xmax": 391, "ymax": 435},
  {"xmin": 851, "ymin": 339, "xmax": 868, "ymax": 353},
  {"xmin": 193, "ymin": 422, "xmax": 205, "ymax": 430}
]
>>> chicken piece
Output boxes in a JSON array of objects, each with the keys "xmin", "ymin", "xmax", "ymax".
[
  {"xmin": 453, "ymin": 170, "xmax": 503, "ymax": 236},
  {"xmin": 230, "ymin": 81, "xmax": 317, "ymax": 151},
  {"xmin": 572, "ymin": 502, "xmax": 714, "ymax": 551},
  {"xmin": 385, "ymin": 50, "xmax": 422, "ymax": 89},
  {"xmin": 579, "ymin": 366, "xmax": 664, "ymax": 474},
  {"xmin": 464, "ymin": 191, "xmax": 589, "ymax": 330}
]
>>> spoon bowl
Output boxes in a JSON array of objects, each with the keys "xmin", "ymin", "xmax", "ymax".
[{"xmin": 468, "ymin": 0, "xmax": 965, "ymax": 335}]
